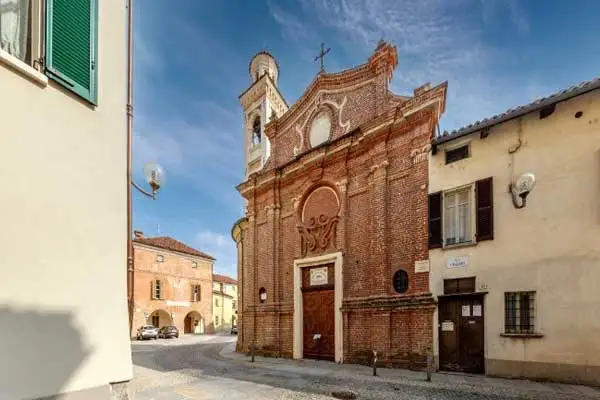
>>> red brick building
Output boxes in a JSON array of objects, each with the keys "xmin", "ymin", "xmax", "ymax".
[{"xmin": 232, "ymin": 41, "xmax": 447, "ymax": 368}]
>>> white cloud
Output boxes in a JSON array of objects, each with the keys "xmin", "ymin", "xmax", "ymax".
[
  {"xmin": 197, "ymin": 230, "xmax": 229, "ymax": 248},
  {"xmin": 286, "ymin": 0, "xmax": 542, "ymax": 131},
  {"xmin": 267, "ymin": 0, "xmax": 315, "ymax": 41},
  {"xmin": 196, "ymin": 229, "xmax": 237, "ymax": 278}
]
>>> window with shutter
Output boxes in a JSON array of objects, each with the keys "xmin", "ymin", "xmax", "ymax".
[
  {"xmin": 444, "ymin": 188, "xmax": 472, "ymax": 246},
  {"xmin": 45, "ymin": 0, "xmax": 98, "ymax": 104},
  {"xmin": 428, "ymin": 192, "xmax": 442, "ymax": 248},
  {"xmin": 476, "ymin": 177, "xmax": 494, "ymax": 241},
  {"xmin": 151, "ymin": 280, "xmax": 156, "ymax": 300}
]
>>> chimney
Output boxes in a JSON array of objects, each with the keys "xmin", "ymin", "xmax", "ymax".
[{"xmin": 134, "ymin": 230, "xmax": 144, "ymax": 239}]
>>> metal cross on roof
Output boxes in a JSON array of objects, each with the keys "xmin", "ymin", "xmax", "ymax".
[{"xmin": 314, "ymin": 42, "xmax": 331, "ymax": 73}]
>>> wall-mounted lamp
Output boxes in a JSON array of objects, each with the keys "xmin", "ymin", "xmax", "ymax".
[
  {"xmin": 170, "ymin": 312, "xmax": 175, "ymax": 319},
  {"xmin": 509, "ymin": 172, "xmax": 536, "ymax": 209}
]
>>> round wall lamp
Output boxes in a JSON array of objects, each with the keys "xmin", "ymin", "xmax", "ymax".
[{"xmin": 509, "ymin": 172, "xmax": 536, "ymax": 209}]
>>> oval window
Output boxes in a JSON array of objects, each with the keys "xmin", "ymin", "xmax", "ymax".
[
  {"xmin": 393, "ymin": 270, "xmax": 409, "ymax": 294},
  {"xmin": 309, "ymin": 111, "xmax": 331, "ymax": 148}
]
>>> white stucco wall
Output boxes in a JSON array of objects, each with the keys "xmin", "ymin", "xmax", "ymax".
[
  {"xmin": 0, "ymin": 1, "xmax": 131, "ymax": 399},
  {"xmin": 429, "ymin": 89, "xmax": 600, "ymax": 371}
]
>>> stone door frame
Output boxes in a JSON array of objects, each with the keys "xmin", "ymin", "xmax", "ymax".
[{"xmin": 293, "ymin": 251, "xmax": 343, "ymax": 363}]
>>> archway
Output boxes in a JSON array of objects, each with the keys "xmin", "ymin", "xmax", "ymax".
[
  {"xmin": 184, "ymin": 311, "xmax": 203, "ymax": 334},
  {"xmin": 147, "ymin": 309, "xmax": 172, "ymax": 328}
]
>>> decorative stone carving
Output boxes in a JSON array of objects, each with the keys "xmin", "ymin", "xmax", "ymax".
[
  {"xmin": 335, "ymin": 178, "xmax": 348, "ymax": 192},
  {"xmin": 410, "ymin": 144, "xmax": 431, "ymax": 165},
  {"xmin": 297, "ymin": 186, "xmax": 340, "ymax": 257},
  {"xmin": 293, "ymin": 125, "xmax": 304, "ymax": 156},
  {"xmin": 322, "ymin": 96, "xmax": 351, "ymax": 134},
  {"xmin": 292, "ymin": 95, "xmax": 351, "ymax": 157},
  {"xmin": 298, "ymin": 215, "xmax": 340, "ymax": 257},
  {"xmin": 369, "ymin": 159, "xmax": 389, "ymax": 174}
]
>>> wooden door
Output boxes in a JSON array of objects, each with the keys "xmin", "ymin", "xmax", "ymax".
[
  {"xmin": 184, "ymin": 315, "xmax": 192, "ymax": 333},
  {"xmin": 438, "ymin": 295, "xmax": 485, "ymax": 373},
  {"xmin": 302, "ymin": 289, "xmax": 335, "ymax": 361}
]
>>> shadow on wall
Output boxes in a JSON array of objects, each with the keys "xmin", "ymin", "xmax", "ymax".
[{"xmin": 0, "ymin": 307, "xmax": 90, "ymax": 400}]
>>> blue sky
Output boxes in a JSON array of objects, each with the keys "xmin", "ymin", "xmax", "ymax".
[{"xmin": 132, "ymin": 0, "xmax": 600, "ymax": 278}]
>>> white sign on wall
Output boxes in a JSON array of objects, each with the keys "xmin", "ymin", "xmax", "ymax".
[
  {"xmin": 310, "ymin": 267, "xmax": 328, "ymax": 286},
  {"xmin": 441, "ymin": 321, "xmax": 454, "ymax": 332},
  {"xmin": 414, "ymin": 260, "xmax": 430, "ymax": 273},
  {"xmin": 447, "ymin": 255, "xmax": 469, "ymax": 269}
]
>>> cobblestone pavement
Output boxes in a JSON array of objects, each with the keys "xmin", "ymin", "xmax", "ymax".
[{"xmin": 132, "ymin": 335, "xmax": 600, "ymax": 400}]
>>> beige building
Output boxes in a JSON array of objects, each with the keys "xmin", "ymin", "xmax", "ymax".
[
  {"xmin": 132, "ymin": 232, "xmax": 214, "ymax": 336},
  {"xmin": 212, "ymin": 274, "xmax": 238, "ymax": 333},
  {"xmin": 429, "ymin": 78, "xmax": 600, "ymax": 385},
  {"xmin": 0, "ymin": 1, "xmax": 133, "ymax": 399}
]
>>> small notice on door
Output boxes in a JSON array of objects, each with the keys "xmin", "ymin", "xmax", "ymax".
[
  {"xmin": 441, "ymin": 321, "xmax": 454, "ymax": 331},
  {"xmin": 462, "ymin": 305, "xmax": 471, "ymax": 317},
  {"xmin": 472, "ymin": 305, "xmax": 482, "ymax": 317}
]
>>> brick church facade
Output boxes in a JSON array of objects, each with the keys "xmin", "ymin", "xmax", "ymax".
[{"xmin": 232, "ymin": 41, "xmax": 447, "ymax": 368}]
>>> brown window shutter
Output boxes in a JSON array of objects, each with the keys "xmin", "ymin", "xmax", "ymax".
[
  {"xmin": 428, "ymin": 192, "xmax": 443, "ymax": 248},
  {"xmin": 476, "ymin": 177, "xmax": 494, "ymax": 241},
  {"xmin": 151, "ymin": 280, "xmax": 156, "ymax": 300}
]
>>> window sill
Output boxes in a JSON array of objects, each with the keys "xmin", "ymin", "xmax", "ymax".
[
  {"xmin": 0, "ymin": 50, "xmax": 48, "ymax": 86},
  {"xmin": 500, "ymin": 333, "xmax": 544, "ymax": 339},
  {"xmin": 443, "ymin": 241, "xmax": 477, "ymax": 250}
]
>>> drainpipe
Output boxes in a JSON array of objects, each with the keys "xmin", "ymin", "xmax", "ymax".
[{"xmin": 126, "ymin": 0, "xmax": 135, "ymax": 336}]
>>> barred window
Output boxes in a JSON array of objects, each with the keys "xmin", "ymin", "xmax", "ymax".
[{"xmin": 504, "ymin": 292, "xmax": 536, "ymax": 334}]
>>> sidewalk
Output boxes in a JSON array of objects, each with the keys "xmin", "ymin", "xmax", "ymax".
[{"xmin": 219, "ymin": 343, "xmax": 600, "ymax": 399}]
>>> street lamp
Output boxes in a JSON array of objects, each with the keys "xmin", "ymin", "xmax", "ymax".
[
  {"xmin": 133, "ymin": 162, "xmax": 165, "ymax": 199},
  {"xmin": 126, "ymin": 0, "xmax": 166, "ymax": 335}
]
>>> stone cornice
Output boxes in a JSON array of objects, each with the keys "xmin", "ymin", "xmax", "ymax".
[
  {"xmin": 236, "ymin": 107, "xmax": 438, "ymax": 198},
  {"xmin": 341, "ymin": 293, "xmax": 436, "ymax": 311}
]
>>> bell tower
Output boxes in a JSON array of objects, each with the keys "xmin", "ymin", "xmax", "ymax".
[{"xmin": 239, "ymin": 51, "xmax": 288, "ymax": 179}]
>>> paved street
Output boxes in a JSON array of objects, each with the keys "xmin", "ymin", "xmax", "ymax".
[{"xmin": 132, "ymin": 335, "xmax": 600, "ymax": 400}]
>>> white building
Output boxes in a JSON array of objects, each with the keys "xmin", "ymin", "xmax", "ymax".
[
  {"xmin": 0, "ymin": 1, "xmax": 133, "ymax": 398},
  {"xmin": 429, "ymin": 78, "xmax": 600, "ymax": 385}
]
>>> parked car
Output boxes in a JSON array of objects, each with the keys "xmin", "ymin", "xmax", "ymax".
[
  {"xmin": 230, "ymin": 325, "xmax": 237, "ymax": 335},
  {"xmin": 158, "ymin": 325, "xmax": 179, "ymax": 339},
  {"xmin": 136, "ymin": 325, "xmax": 158, "ymax": 340}
]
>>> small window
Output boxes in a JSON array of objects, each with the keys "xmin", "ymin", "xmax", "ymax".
[
  {"xmin": 444, "ymin": 187, "xmax": 472, "ymax": 246},
  {"xmin": 215, "ymin": 316, "xmax": 220, "ymax": 325},
  {"xmin": 392, "ymin": 270, "xmax": 409, "ymax": 294},
  {"xmin": 192, "ymin": 261, "xmax": 198, "ymax": 268},
  {"xmin": 156, "ymin": 254, "xmax": 164, "ymax": 263},
  {"xmin": 259, "ymin": 287, "xmax": 267, "ymax": 303},
  {"xmin": 153, "ymin": 280, "xmax": 162, "ymax": 300},
  {"xmin": 445, "ymin": 145, "xmax": 469, "ymax": 164},
  {"xmin": 232, "ymin": 300, "xmax": 237, "ymax": 309},
  {"xmin": 215, "ymin": 298, "xmax": 220, "ymax": 307},
  {"xmin": 192, "ymin": 285, "xmax": 200, "ymax": 302},
  {"xmin": 443, "ymin": 277, "xmax": 476, "ymax": 295},
  {"xmin": 505, "ymin": 291, "xmax": 536, "ymax": 334},
  {"xmin": 252, "ymin": 116, "xmax": 261, "ymax": 145}
]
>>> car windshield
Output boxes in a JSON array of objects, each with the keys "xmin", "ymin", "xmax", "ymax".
[{"xmin": 142, "ymin": 326, "xmax": 156, "ymax": 330}]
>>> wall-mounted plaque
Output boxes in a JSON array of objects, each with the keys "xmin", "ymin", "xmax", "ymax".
[
  {"xmin": 441, "ymin": 321, "xmax": 454, "ymax": 331},
  {"xmin": 414, "ymin": 259, "xmax": 430, "ymax": 273},
  {"xmin": 310, "ymin": 267, "xmax": 328, "ymax": 286}
]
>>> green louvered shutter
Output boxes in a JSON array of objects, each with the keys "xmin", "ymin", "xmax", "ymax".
[{"xmin": 45, "ymin": 0, "xmax": 98, "ymax": 104}]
